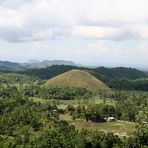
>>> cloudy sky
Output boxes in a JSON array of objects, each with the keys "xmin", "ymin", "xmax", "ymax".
[{"xmin": 0, "ymin": 0, "xmax": 148, "ymax": 67}]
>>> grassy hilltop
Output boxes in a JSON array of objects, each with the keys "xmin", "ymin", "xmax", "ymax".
[{"xmin": 44, "ymin": 69, "xmax": 109, "ymax": 91}]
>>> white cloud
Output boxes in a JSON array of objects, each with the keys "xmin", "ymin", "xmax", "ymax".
[
  {"xmin": 72, "ymin": 25, "xmax": 125, "ymax": 40},
  {"xmin": 0, "ymin": 0, "xmax": 148, "ymax": 66},
  {"xmin": 134, "ymin": 24, "xmax": 148, "ymax": 39},
  {"xmin": 20, "ymin": 29, "xmax": 53, "ymax": 42},
  {"xmin": 0, "ymin": 7, "xmax": 22, "ymax": 27},
  {"xmin": 0, "ymin": 0, "xmax": 38, "ymax": 9},
  {"xmin": 0, "ymin": 0, "xmax": 148, "ymax": 42},
  {"xmin": 88, "ymin": 40, "xmax": 108, "ymax": 54},
  {"xmin": 32, "ymin": 41, "xmax": 50, "ymax": 49},
  {"xmin": 138, "ymin": 42, "xmax": 148, "ymax": 59},
  {"xmin": 78, "ymin": 0, "xmax": 148, "ymax": 25},
  {"xmin": 86, "ymin": 39, "xmax": 148, "ymax": 66}
]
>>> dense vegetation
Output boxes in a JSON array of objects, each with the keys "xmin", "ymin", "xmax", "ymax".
[
  {"xmin": 94, "ymin": 67, "xmax": 147, "ymax": 79},
  {"xmin": 20, "ymin": 65, "xmax": 148, "ymax": 80},
  {"xmin": 1, "ymin": 64, "xmax": 148, "ymax": 91},
  {"xmin": 70, "ymin": 104, "xmax": 115, "ymax": 122},
  {"xmin": 0, "ymin": 89, "xmax": 148, "ymax": 147},
  {"xmin": 89, "ymin": 70, "xmax": 148, "ymax": 91},
  {"xmin": 20, "ymin": 65, "xmax": 76, "ymax": 79},
  {"xmin": 28, "ymin": 85, "xmax": 93, "ymax": 100},
  {"xmin": 0, "ymin": 72, "xmax": 39, "ymax": 84},
  {"xmin": 0, "ymin": 82, "xmax": 148, "ymax": 147},
  {"xmin": 97, "ymin": 76, "xmax": 148, "ymax": 91},
  {"xmin": 0, "ymin": 90, "xmax": 148, "ymax": 148},
  {"xmin": 0, "ymin": 67, "xmax": 148, "ymax": 147}
]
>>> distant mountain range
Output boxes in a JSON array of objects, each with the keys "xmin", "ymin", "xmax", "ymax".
[
  {"xmin": 23, "ymin": 60, "xmax": 76, "ymax": 69},
  {"xmin": 0, "ymin": 60, "xmax": 76, "ymax": 71},
  {"xmin": 0, "ymin": 60, "xmax": 148, "ymax": 80},
  {"xmin": 0, "ymin": 61, "xmax": 25, "ymax": 71}
]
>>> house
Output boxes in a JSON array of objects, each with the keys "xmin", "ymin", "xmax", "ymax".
[
  {"xmin": 142, "ymin": 121, "xmax": 148, "ymax": 125},
  {"xmin": 114, "ymin": 132, "xmax": 128, "ymax": 138},
  {"xmin": 106, "ymin": 117, "xmax": 116, "ymax": 122}
]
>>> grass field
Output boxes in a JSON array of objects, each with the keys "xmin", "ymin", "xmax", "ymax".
[
  {"xmin": 59, "ymin": 113, "xmax": 135, "ymax": 135},
  {"xmin": 58, "ymin": 97, "xmax": 116, "ymax": 108},
  {"xmin": 31, "ymin": 97, "xmax": 116, "ymax": 109},
  {"xmin": 30, "ymin": 97, "xmax": 50, "ymax": 103},
  {"xmin": 59, "ymin": 114, "xmax": 72, "ymax": 121},
  {"xmin": 70, "ymin": 120, "xmax": 135, "ymax": 135}
]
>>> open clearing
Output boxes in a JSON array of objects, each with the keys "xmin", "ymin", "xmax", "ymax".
[
  {"xmin": 70, "ymin": 120, "xmax": 136, "ymax": 135},
  {"xmin": 58, "ymin": 98, "xmax": 116, "ymax": 109},
  {"xmin": 30, "ymin": 97, "xmax": 115, "ymax": 109},
  {"xmin": 59, "ymin": 113, "xmax": 136, "ymax": 135}
]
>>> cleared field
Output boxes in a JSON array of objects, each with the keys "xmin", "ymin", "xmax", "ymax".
[
  {"xmin": 24, "ymin": 98, "xmax": 136, "ymax": 136},
  {"xmin": 59, "ymin": 113, "xmax": 136, "ymax": 135},
  {"xmin": 59, "ymin": 114, "xmax": 72, "ymax": 121},
  {"xmin": 69, "ymin": 120, "xmax": 136, "ymax": 135},
  {"xmin": 89, "ymin": 97, "xmax": 115, "ymax": 106},
  {"xmin": 30, "ymin": 97, "xmax": 116, "ymax": 109},
  {"xmin": 58, "ymin": 98, "xmax": 116, "ymax": 109},
  {"xmin": 30, "ymin": 97, "xmax": 50, "ymax": 103}
]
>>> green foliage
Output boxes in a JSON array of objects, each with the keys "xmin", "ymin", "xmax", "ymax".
[
  {"xmin": 38, "ymin": 86, "xmax": 92, "ymax": 100},
  {"xmin": 0, "ymin": 71, "xmax": 39, "ymax": 84},
  {"xmin": 126, "ymin": 125, "xmax": 148, "ymax": 147},
  {"xmin": 94, "ymin": 67, "xmax": 147, "ymax": 80},
  {"xmin": 21, "ymin": 65, "xmax": 76, "ymax": 80},
  {"xmin": 0, "ymin": 91, "xmax": 148, "ymax": 147},
  {"xmin": 21, "ymin": 65, "xmax": 147, "ymax": 80},
  {"xmin": 72, "ymin": 104, "xmax": 116, "ymax": 122},
  {"xmin": 0, "ymin": 68, "xmax": 148, "ymax": 147}
]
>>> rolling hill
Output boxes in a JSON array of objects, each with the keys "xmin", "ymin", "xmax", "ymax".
[
  {"xmin": 20, "ymin": 65, "xmax": 148, "ymax": 80},
  {"xmin": 44, "ymin": 69, "xmax": 110, "ymax": 91},
  {"xmin": 22, "ymin": 60, "xmax": 76, "ymax": 69},
  {"xmin": 94, "ymin": 67, "xmax": 147, "ymax": 79},
  {"xmin": 0, "ymin": 61, "xmax": 25, "ymax": 71}
]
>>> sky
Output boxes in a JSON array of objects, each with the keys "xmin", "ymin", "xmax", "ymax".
[{"xmin": 0, "ymin": 0, "xmax": 148, "ymax": 67}]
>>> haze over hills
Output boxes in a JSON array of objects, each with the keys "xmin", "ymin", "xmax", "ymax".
[
  {"xmin": 23, "ymin": 60, "xmax": 76, "ymax": 69},
  {"xmin": 0, "ymin": 60, "xmax": 76, "ymax": 71},
  {"xmin": 0, "ymin": 61, "xmax": 25, "ymax": 71},
  {"xmin": 44, "ymin": 69, "xmax": 109, "ymax": 91}
]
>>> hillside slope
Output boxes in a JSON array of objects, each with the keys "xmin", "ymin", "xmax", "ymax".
[
  {"xmin": 0, "ymin": 72, "xmax": 38, "ymax": 84},
  {"xmin": 20, "ymin": 65, "xmax": 147, "ymax": 80},
  {"xmin": 94, "ymin": 67, "xmax": 147, "ymax": 79},
  {"xmin": 0, "ymin": 61, "xmax": 25, "ymax": 71},
  {"xmin": 44, "ymin": 69, "xmax": 109, "ymax": 91},
  {"xmin": 22, "ymin": 65, "xmax": 76, "ymax": 80}
]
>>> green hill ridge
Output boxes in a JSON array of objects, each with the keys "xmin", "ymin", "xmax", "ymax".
[{"xmin": 44, "ymin": 69, "xmax": 109, "ymax": 91}]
